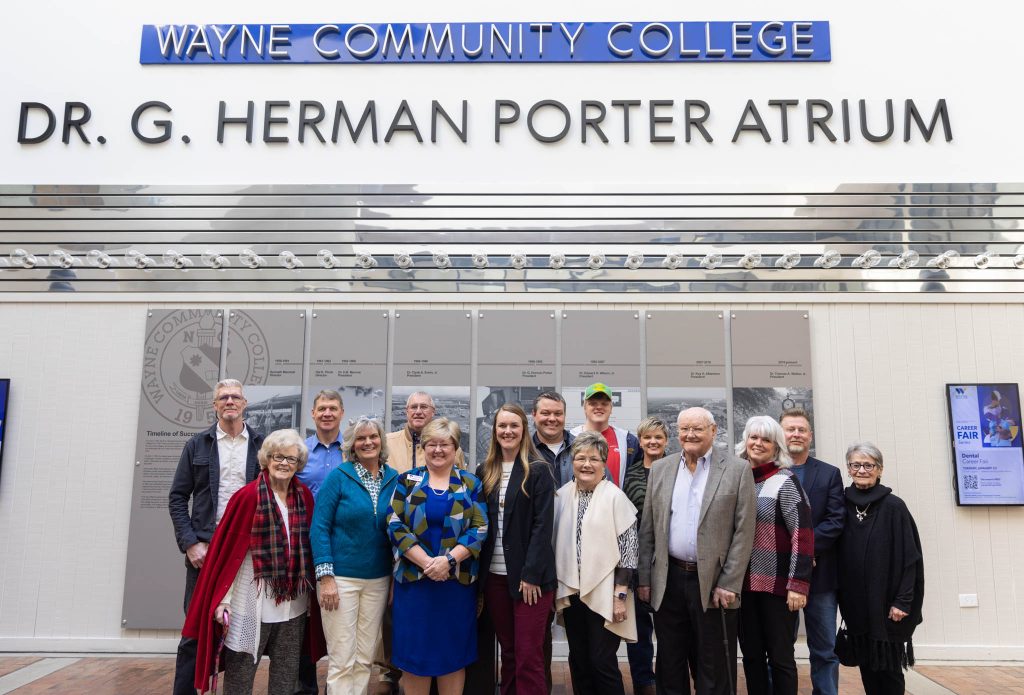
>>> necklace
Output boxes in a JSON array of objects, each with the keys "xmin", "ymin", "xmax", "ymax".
[{"xmin": 855, "ymin": 503, "xmax": 871, "ymax": 522}]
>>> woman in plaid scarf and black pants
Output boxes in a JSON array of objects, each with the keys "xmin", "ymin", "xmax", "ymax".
[{"xmin": 183, "ymin": 429, "xmax": 326, "ymax": 694}]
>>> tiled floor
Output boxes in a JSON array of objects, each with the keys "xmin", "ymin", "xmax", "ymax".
[
  {"xmin": 1, "ymin": 656, "xmax": 1020, "ymax": 694},
  {"xmin": 0, "ymin": 659, "xmax": 40, "ymax": 680},
  {"xmin": 915, "ymin": 665, "xmax": 1024, "ymax": 695}
]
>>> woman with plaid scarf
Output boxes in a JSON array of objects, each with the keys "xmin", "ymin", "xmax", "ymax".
[
  {"xmin": 183, "ymin": 429, "xmax": 326, "ymax": 694},
  {"xmin": 735, "ymin": 415, "xmax": 814, "ymax": 695}
]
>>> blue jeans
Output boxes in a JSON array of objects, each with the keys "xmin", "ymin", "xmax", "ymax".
[
  {"xmin": 798, "ymin": 591, "xmax": 839, "ymax": 695},
  {"xmin": 626, "ymin": 594, "xmax": 656, "ymax": 688}
]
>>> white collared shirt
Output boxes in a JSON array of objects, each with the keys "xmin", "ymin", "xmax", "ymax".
[
  {"xmin": 216, "ymin": 423, "xmax": 250, "ymax": 522},
  {"xmin": 668, "ymin": 448, "xmax": 712, "ymax": 562}
]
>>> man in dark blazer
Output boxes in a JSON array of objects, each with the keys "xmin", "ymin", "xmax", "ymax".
[
  {"xmin": 638, "ymin": 407, "xmax": 755, "ymax": 695},
  {"xmin": 168, "ymin": 379, "xmax": 263, "ymax": 695},
  {"xmin": 780, "ymin": 408, "xmax": 845, "ymax": 695}
]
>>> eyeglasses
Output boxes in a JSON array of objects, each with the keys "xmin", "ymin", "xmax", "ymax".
[
  {"xmin": 407, "ymin": 404, "xmax": 435, "ymax": 412},
  {"xmin": 424, "ymin": 442, "xmax": 454, "ymax": 451},
  {"xmin": 270, "ymin": 454, "xmax": 300, "ymax": 465},
  {"xmin": 217, "ymin": 394, "xmax": 245, "ymax": 402},
  {"xmin": 572, "ymin": 455, "xmax": 604, "ymax": 464},
  {"xmin": 679, "ymin": 427, "xmax": 707, "ymax": 435},
  {"xmin": 848, "ymin": 462, "xmax": 878, "ymax": 472}
]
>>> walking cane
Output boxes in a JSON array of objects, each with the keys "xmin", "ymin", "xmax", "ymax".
[
  {"xmin": 210, "ymin": 610, "xmax": 230, "ymax": 694},
  {"xmin": 720, "ymin": 606, "xmax": 735, "ymax": 694}
]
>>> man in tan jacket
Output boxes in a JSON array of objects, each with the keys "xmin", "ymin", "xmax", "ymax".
[{"xmin": 386, "ymin": 391, "xmax": 464, "ymax": 473}]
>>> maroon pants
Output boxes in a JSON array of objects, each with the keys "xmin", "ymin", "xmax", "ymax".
[{"xmin": 485, "ymin": 572, "xmax": 554, "ymax": 695}]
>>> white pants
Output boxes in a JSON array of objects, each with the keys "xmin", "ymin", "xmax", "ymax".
[{"xmin": 318, "ymin": 575, "xmax": 390, "ymax": 695}]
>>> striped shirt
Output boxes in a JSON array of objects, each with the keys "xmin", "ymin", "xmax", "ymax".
[{"xmin": 490, "ymin": 462, "xmax": 515, "ymax": 575}]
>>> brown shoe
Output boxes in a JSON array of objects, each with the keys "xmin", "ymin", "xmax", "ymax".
[{"xmin": 635, "ymin": 685, "xmax": 657, "ymax": 695}]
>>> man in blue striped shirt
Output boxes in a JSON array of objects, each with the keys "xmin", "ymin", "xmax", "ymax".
[
  {"xmin": 296, "ymin": 388, "xmax": 345, "ymax": 694},
  {"xmin": 299, "ymin": 389, "xmax": 345, "ymax": 499}
]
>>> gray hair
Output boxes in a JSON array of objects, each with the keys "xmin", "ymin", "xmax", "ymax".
[
  {"xmin": 845, "ymin": 441, "xmax": 884, "ymax": 468},
  {"xmin": 258, "ymin": 429, "xmax": 309, "ymax": 472},
  {"xmin": 214, "ymin": 378, "xmax": 243, "ymax": 395},
  {"xmin": 570, "ymin": 430, "xmax": 609, "ymax": 463},
  {"xmin": 734, "ymin": 415, "xmax": 794, "ymax": 468},
  {"xmin": 312, "ymin": 389, "xmax": 344, "ymax": 409},
  {"xmin": 406, "ymin": 391, "xmax": 435, "ymax": 408},
  {"xmin": 341, "ymin": 416, "xmax": 389, "ymax": 465},
  {"xmin": 677, "ymin": 407, "xmax": 716, "ymax": 428}
]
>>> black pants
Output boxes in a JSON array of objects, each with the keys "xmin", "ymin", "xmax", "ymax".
[
  {"xmin": 465, "ymin": 603, "xmax": 497, "ymax": 693},
  {"xmin": 295, "ymin": 652, "xmax": 320, "ymax": 694},
  {"xmin": 562, "ymin": 595, "xmax": 625, "ymax": 695},
  {"xmin": 172, "ymin": 561, "xmax": 201, "ymax": 695},
  {"xmin": 738, "ymin": 591, "xmax": 798, "ymax": 695},
  {"xmin": 653, "ymin": 563, "xmax": 738, "ymax": 695},
  {"xmin": 858, "ymin": 666, "xmax": 905, "ymax": 695}
]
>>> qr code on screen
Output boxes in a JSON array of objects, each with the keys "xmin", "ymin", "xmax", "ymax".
[{"xmin": 963, "ymin": 474, "xmax": 979, "ymax": 490}]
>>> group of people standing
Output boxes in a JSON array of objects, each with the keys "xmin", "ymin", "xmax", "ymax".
[{"xmin": 169, "ymin": 379, "xmax": 924, "ymax": 695}]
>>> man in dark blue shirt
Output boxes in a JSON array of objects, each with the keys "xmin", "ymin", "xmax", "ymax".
[
  {"xmin": 298, "ymin": 389, "xmax": 345, "ymax": 499},
  {"xmin": 296, "ymin": 389, "xmax": 345, "ymax": 694},
  {"xmin": 780, "ymin": 408, "xmax": 845, "ymax": 695},
  {"xmin": 531, "ymin": 391, "xmax": 575, "ymax": 486}
]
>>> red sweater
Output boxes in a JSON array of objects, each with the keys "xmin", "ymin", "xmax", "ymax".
[
  {"xmin": 743, "ymin": 462, "xmax": 814, "ymax": 597},
  {"xmin": 181, "ymin": 477, "xmax": 326, "ymax": 693}
]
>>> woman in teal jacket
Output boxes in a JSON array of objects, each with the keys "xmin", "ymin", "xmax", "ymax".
[{"xmin": 310, "ymin": 415, "xmax": 399, "ymax": 695}]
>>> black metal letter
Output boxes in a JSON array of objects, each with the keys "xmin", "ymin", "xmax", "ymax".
[
  {"xmin": 494, "ymin": 100, "xmax": 520, "ymax": 143},
  {"xmin": 62, "ymin": 102, "xmax": 92, "ymax": 144},
  {"xmin": 17, "ymin": 102, "xmax": 56, "ymax": 144},
  {"xmin": 217, "ymin": 101, "xmax": 254, "ymax": 143},
  {"xmin": 131, "ymin": 101, "xmax": 173, "ymax": 144}
]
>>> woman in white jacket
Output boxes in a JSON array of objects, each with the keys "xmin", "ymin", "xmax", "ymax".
[{"xmin": 553, "ymin": 430, "xmax": 638, "ymax": 695}]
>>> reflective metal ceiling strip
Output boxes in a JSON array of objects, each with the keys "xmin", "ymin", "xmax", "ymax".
[{"xmin": 1, "ymin": 183, "xmax": 1022, "ymax": 293}]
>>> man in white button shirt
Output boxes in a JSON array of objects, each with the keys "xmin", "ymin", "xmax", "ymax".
[
  {"xmin": 169, "ymin": 378, "xmax": 265, "ymax": 695},
  {"xmin": 638, "ymin": 407, "xmax": 755, "ymax": 695}
]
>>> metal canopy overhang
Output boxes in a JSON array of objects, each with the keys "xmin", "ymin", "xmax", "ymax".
[{"xmin": 1, "ymin": 182, "xmax": 1022, "ymax": 294}]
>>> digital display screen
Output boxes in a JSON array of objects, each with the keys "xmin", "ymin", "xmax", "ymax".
[
  {"xmin": 0, "ymin": 379, "xmax": 9, "ymax": 475},
  {"xmin": 947, "ymin": 383, "xmax": 1024, "ymax": 506}
]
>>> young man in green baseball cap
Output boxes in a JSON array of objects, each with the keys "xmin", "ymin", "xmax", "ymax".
[{"xmin": 569, "ymin": 382, "xmax": 641, "ymax": 487}]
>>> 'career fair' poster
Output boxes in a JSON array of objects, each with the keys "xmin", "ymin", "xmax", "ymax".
[
  {"xmin": 0, "ymin": 379, "xmax": 8, "ymax": 470},
  {"xmin": 947, "ymin": 383, "xmax": 1024, "ymax": 505}
]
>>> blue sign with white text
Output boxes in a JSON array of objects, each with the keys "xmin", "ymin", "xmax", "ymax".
[{"xmin": 140, "ymin": 21, "xmax": 830, "ymax": 64}]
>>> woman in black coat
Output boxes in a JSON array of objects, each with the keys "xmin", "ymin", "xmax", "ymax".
[
  {"xmin": 476, "ymin": 403, "xmax": 557, "ymax": 695},
  {"xmin": 838, "ymin": 441, "xmax": 924, "ymax": 695}
]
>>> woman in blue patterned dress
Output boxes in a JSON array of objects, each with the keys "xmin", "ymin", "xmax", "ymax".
[{"xmin": 386, "ymin": 417, "xmax": 488, "ymax": 695}]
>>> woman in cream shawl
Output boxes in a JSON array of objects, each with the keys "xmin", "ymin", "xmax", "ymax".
[{"xmin": 553, "ymin": 430, "xmax": 638, "ymax": 695}]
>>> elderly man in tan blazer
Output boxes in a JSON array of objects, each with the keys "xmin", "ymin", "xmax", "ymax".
[
  {"xmin": 638, "ymin": 407, "xmax": 755, "ymax": 695},
  {"xmin": 386, "ymin": 391, "xmax": 464, "ymax": 474}
]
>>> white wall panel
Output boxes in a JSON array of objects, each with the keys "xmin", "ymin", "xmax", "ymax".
[{"xmin": 0, "ymin": 304, "xmax": 145, "ymax": 638}]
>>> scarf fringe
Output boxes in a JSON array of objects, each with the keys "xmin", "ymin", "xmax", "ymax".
[
  {"xmin": 851, "ymin": 633, "xmax": 915, "ymax": 672},
  {"xmin": 255, "ymin": 576, "xmax": 309, "ymax": 605},
  {"xmin": 251, "ymin": 472, "xmax": 312, "ymax": 604}
]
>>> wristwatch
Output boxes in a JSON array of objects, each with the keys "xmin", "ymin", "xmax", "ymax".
[
  {"xmin": 446, "ymin": 551, "xmax": 457, "ymax": 575},
  {"xmin": 615, "ymin": 591, "xmax": 627, "ymax": 601}
]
